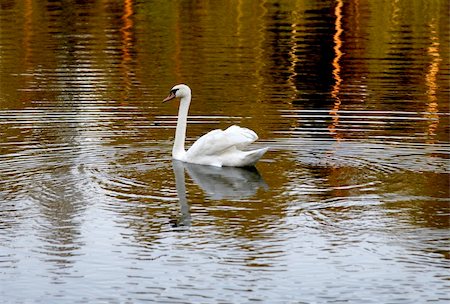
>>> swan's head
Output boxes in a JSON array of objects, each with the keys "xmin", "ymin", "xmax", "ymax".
[{"xmin": 163, "ymin": 84, "xmax": 191, "ymax": 102}]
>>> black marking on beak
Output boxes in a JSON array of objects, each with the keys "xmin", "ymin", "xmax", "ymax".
[{"xmin": 163, "ymin": 89, "xmax": 179, "ymax": 103}]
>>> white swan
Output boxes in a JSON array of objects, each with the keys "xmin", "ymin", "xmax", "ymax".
[{"xmin": 163, "ymin": 84, "xmax": 268, "ymax": 167}]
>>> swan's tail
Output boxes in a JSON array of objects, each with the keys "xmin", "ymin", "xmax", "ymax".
[{"xmin": 241, "ymin": 147, "xmax": 269, "ymax": 167}]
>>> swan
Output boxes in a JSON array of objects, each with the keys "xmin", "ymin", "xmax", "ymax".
[{"xmin": 163, "ymin": 84, "xmax": 268, "ymax": 167}]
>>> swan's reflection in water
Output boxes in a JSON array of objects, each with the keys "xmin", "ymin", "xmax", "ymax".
[{"xmin": 171, "ymin": 160, "xmax": 268, "ymax": 228}]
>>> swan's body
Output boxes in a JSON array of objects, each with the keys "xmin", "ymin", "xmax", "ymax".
[{"xmin": 163, "ymin": 84, "xmax": 268, "ymax": 167}]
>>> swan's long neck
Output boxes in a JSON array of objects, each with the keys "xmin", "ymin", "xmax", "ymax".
[{"xmin": 172, "ymin": 95, "xmax": 191, "ymax": 160}]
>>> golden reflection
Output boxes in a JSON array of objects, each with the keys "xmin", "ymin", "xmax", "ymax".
[
  {"xmin": 391, "ymin": 0, "xmax": 400, "ymax": 28},
  {"xmin": 287, "ymin": 1, "xmax": 302, "ymax": 102},
  {"xmin": 328, "ymin": 0, "xmax": 344, "ymax": 141},
  {"xmin": 424, "ymin": 20, "xmax": 441, "ymax": 144},
  {"xmin": 120, "ymin": 0, "xmax": 134, "ymax": 100},
  {"xmin": 255, "ymin": 0, "xmax": 267, "ymax": 102}
]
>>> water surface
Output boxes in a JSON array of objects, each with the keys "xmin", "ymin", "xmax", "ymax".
[{"xmin": 1, "ymin": 0, "xmax": 449, "ymax": 303}]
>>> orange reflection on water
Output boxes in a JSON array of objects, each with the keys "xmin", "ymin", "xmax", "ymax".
[
  {"xmin": 328, "ymin": 0, "xmax": 344, "ymax": 141},
  {"xmin": 120, "ymin": 0, "xmax": 134, "ymax": 100},
  {"xmin": 424, "ymin": 20, "xmax": 441, "ymax": 144},
  {"xmin": 287, "ymin": 3, "xmax": 302, "ymax": 102},
  {"xmin": 19, "ymin": 0, "xmax": 34, "ymax": 105}
]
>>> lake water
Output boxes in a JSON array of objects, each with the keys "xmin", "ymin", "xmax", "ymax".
[{"xmin": 1, "ymin": 0, "xmax": 449, "ymax": 303}]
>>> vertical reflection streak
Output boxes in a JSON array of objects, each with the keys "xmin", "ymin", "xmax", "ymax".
[
  {"xmin": 391, "ymin": 0, "xmax": 400, "ymax": 28},
  {"xmin": 287, "ymin": 2, "xmax": 301, "ymax": 101},
  {"xmin": 424, "ymin": 20, "xmax": 441, "ymax": 144},
  {"xmin": 328, "ymin": 0, "xmax": 344, "ymax": 140},
  {"xmin": 120, "ymin": 0, "xmax": 134, "ymax": 100},
  {"xmin": 20, "ymin": 0, "xmax": 34, "ymax": 104},
  {"xmin": 255, "ymin": 0, "xmax": 268, "ymax": 100}
]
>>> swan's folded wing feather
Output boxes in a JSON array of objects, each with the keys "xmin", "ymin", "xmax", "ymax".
[
  {"xmin": 224, "ymin": 125, "xmax": 258, "ymax": 139},
  {"xmin": 186, "ymin": 125, "xmax": 258, "ymax": 157},
  {"xmin": 223, "ymin": 125, "xmax": 258, "ymax": 149}
]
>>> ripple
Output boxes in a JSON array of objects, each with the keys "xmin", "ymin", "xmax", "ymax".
[{"xmin": 265, "ymin": 109, "xmax": 450, "ymax": 175}]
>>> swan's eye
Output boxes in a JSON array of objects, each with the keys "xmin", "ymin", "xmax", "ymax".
[{"xmin": 170, "ymin": 89, "xmax": 179, "ymax": 95}]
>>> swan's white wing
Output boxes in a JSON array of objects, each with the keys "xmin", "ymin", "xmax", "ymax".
[{"xmin": 186, "ymin": 125, "xmax": 258, "ymax": 157}]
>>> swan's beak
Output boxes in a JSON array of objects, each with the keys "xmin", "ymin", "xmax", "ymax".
[{"xmin": 163, "ymin": 92, "xmax": 176, "ymax": 103}]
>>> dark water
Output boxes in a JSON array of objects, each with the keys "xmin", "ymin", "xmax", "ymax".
[{"xmin": 1, "ymin": 0, "xmax": 449, "ymax": 303}]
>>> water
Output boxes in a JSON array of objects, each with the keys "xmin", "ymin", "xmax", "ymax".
[{"xmin": 1, "ymin": 0, "xmax": 449, "ymax": 303}]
